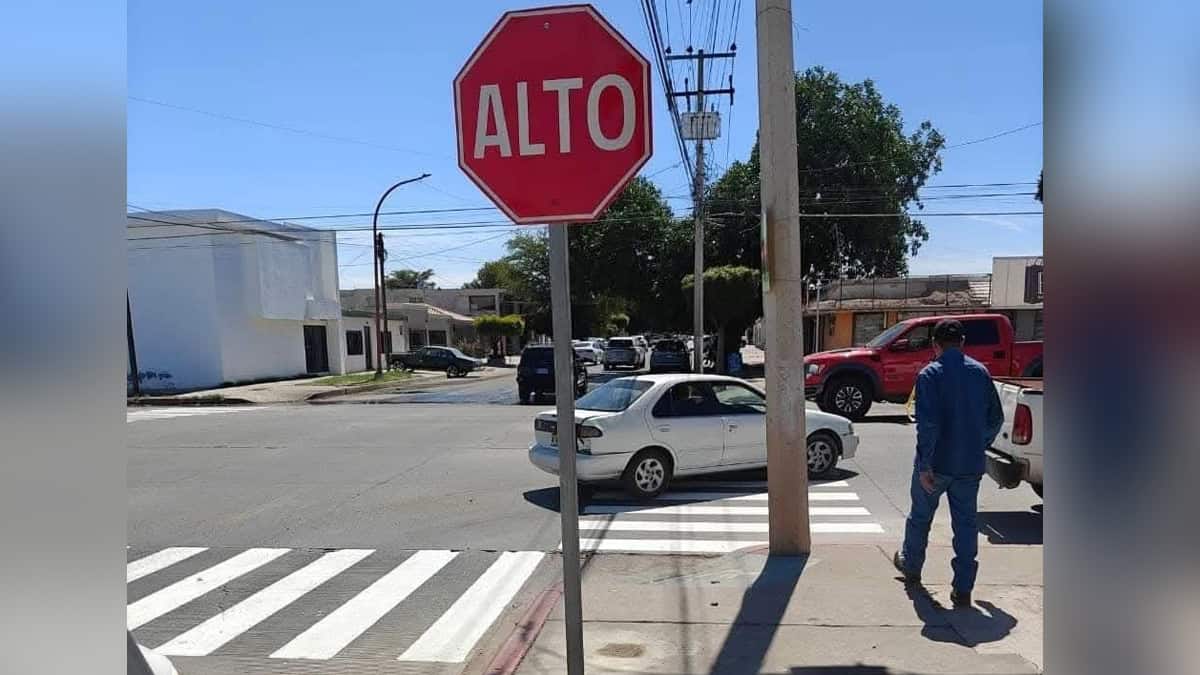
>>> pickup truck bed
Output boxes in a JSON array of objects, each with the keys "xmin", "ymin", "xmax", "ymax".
[{"xmin": 986, "ymin": 377, "xmax": 1044, "ymax": 498}]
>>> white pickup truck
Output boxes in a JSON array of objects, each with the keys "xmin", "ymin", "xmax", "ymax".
[{"xmin": 985, "ymin": 376, "xmax": 1044, "ymax": 498}]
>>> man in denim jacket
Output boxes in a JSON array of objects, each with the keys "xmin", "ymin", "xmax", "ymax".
[{"xmin": 894, "ymin": 319, "xmax": 1004, "ymax": 608}]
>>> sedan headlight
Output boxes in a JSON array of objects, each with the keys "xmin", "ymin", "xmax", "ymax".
[{"xmin": 805, "ymin": 363, "xmax": 823, "ymax": 376}]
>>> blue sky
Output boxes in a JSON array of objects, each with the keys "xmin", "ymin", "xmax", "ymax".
[{"xmin": 128, "ymin": 0, "xmax": 1042, "ymax": 289}]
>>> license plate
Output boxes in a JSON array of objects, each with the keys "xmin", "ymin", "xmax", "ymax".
[{"xmin": 536, "ymin": 367, "xmax": 549, "ymax": 374}]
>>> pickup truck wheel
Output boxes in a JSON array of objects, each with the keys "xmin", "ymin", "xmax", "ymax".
[
  {"xmin": 806, "ymin": 431, "xmax": 840, "ymax": 478},
  {"xmin": 1031, "ymin": 483, "xmax": 1043, "ymax": 499},
  {"xmin": 623, "ymin": 448, "xmax": 672, "ymax": 500},
  {"xmin": 823, "ymin": 377, "xmax": 872, "ymax": 420}
]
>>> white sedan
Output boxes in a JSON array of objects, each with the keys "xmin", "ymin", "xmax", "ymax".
[
  {"xmin": 528, "ymin": 374, "xmax": 858, "ymax": 499},
  {"xmin": 572, "ymin": 340, "xmax": 604, "ymax": 364}
]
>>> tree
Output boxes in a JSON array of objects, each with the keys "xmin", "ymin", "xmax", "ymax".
[
  {"xmin": 473, "ymin": 313, "xmax": 525, "ymax": 357},
  {"xmin": 682, "ymin": 266, "xmax": 761, "ymax": 373},
  {"xmin": 605, "ymin": 312, "xmax": 630, "ymax": 337},
  {"xmin": 706, "ymin": 66, "xmax": 945, "ymax": 278},
  {"xmin": 464, "ymin": 259, "xmax": 517, "ymax": 289},
  {"xmin": 1035, "ymin": 170, "xmax": 1043, "ymax": 203},
  {"xmin": 385, "ymin": 268, "xmax": 437, "ymax": 289}
]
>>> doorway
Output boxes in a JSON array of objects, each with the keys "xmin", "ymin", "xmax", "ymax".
[{"xmin": 303, "ymin": 325, "xmax": 330, "ymax": 373}]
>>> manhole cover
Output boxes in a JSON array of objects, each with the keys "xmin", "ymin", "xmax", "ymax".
[{"xmin": 596, "ymin": 643, "xmax": 645, "ymax": 658}]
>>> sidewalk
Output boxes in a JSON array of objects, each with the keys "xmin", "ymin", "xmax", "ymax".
[
  {"xmin": 128, "ymin": 365, "xmax": 511, "ymax": 405},
  {"xmin": 505, "ymin": 544, "xmax": 1042, "ymax": 674}
]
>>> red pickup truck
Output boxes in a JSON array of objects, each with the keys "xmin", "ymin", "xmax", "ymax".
[{"xmin": 803, "ymin": 313, "xmax": 1043, "ymax": 420}]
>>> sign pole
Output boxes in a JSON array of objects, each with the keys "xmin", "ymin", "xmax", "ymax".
[
  {"xmin": 756, "ymin": 0, "xmax": 810, "ymax": 554},
  {"xmin": 549, "ymin": 222, "xmax": 585, "ymax": 674}
]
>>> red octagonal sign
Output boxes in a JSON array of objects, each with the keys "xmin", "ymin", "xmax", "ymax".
[{"xmin": 454, "ymin": 4, "xmax": 652, "ymax": 224}]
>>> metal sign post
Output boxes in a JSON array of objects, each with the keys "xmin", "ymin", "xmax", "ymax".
[{"xmin": 548, "ymin": 222, "xmax": 584, "ymax": 673}]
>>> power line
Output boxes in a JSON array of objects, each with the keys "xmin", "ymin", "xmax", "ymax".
[
  {"xmin": 126, "ymin": 205, "xmax": 499, "ymax": 229},
  {"xmin": 945, "ymin": 122, "xmax": 1042, "ymax": 149},
  {"xmin": 339, "ymin": 231, "xmax": 515, "ymax": 267},
  {"xmin": 129, "ymin": 96, "xmax": 445, "ymax": 159}
]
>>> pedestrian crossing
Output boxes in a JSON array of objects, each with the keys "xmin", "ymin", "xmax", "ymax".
[
  {"xmin": 127, "ymin": 406, "xmax": 261, "ymax": 422},
  {"xmin": 567, "ymin": 478, "xmax": 885, "ymax": 555},
  {"xmin": 127, "ymin": 546, "xmax": 545, "ymax": 664}
]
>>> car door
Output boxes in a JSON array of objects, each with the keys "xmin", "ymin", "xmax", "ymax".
[
  {"xmin": 647, "ymin": 382, "xmax": 725, "ymax": 470},
  {"xmin": 880, "ymin": 323, "xmax": 936, "ymax": 395},
  {"xmin": 423, "ymin": 347, "xmax": 446, "ymax": 369},
  {"xmin": 711, "ymin": 381, "xmax": 767, "ymax": 466},
  {"xmin": 961, "ymin": 318, "xmax": 1006, "ymax": 375}
]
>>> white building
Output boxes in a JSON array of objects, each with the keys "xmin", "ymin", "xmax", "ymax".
[
  {"xmin": 990, "ymin": 255, "xmax": 1044, "ymax": 340},
  {"xmin": 128, "ymin": 209, "xmax": 346, "ymax": 392}
]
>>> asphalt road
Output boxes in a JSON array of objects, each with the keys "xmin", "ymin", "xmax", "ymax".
[{"xmin": 127, "ymin": 370, "xmax": 1042, "ymax": 673}]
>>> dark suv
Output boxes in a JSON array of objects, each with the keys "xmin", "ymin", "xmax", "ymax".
[{"xmin": 517, "ymin": 345, "xmax": 588, "ymax": 404}]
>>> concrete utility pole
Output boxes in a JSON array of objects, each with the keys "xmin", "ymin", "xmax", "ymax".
[
  {"xmin": 378, "ymin": 232, "xmax": 392, "ymax": 367},
  {"xmin": 667, "ymin": 49, "xmax": 735, "ymax": 373},
  {"xmin": 756, "ymin": 0, "xmax": 810, "ymax": 554}
]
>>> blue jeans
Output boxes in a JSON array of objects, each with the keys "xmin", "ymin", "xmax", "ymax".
[{"xmin": 901, "ymin": 468, "xmax": 981, "ymax": 593}]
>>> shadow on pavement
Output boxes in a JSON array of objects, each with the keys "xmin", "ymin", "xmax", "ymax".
[
  {"xmin": 709, "ymin": 554, "xmax": 807, "ymax": 675},
  {"xmin": 904, "ymin": 584, "xmax": 1018, "ymax": 647},
  {"xmin": 978, "ymin": 508, "xmax": 1043, "ymax": 544}
]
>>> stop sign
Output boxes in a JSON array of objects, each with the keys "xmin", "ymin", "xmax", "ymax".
[{"xmin": 454, "ymin": 5, "xmax": 652, "ymax": 224}]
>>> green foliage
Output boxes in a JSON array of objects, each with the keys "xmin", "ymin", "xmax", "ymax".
[
  {"xmin": 1035, "ymin": 171, "xmax": 1042, "ymax": 203},
  {"xmin": 473, "ymin": 313, "xmax": 525, "ymax": 337},
  {"xmin": 682, "ymin": 266, "xmax": 761, "ymax": 371},
  {"xmin": 706, "ymin": 66, "xmax": 945, "ymax": 278},
  {"xmin": 384, "ymin": 268, "xmax": 437, "ymax": 289},
  {"xmin": 463, "ymin": 259, "xmax": 517, "ymax": 289},
  {"xmin": 605, "ymin": 312, "xmax": 630, "ymax": 336}
]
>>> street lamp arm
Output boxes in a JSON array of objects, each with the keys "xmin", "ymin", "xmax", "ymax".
[{"xmin": 372, "ymin": 172, "xmax": 431, "ymax": 379}]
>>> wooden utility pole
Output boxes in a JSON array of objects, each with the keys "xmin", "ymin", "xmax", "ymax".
[{"xmin": 756, "ymin": 0, "xmax": 810, "ymax": 554}]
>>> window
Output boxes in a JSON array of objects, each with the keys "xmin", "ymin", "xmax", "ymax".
[
  {"xmin": 903, "ymin": 324, "xmax": 934, "ymax": 351},
  {"xmin": 853, "ymin": 313, "xmax": 886, "ymax": 346},
  {"xmin": 962, "ymin": 319, "xmax": 1001, "ymax": 346},
  {"xmin": 468, "ymin": 295, "xmax": 497, "ymax": 313},
  {"xmin": 712, "ymin": 382, "xmax": 766, "ymax": 414},
  {"xmin": 652, "ymin": 382, "xmax": 719, "ymax": 418},
  {"xmin": 345, "ymin": 330, "xmax": 364, "ymax": 355},
  {"xmin": 576, "ymin": 379, "xmax": 654, "ymax": 412},
  {"xmin": 428, "ymin": 330, "xmax": 448, "ymax": 345},
  {"xmin": 410, "ymin": 332, "xmax": 426, "ymax": 348}
]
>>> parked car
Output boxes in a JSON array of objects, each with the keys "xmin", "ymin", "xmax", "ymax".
[
  {"xmin": 648, "ymin": 339, "xmax": 690, "ymax": 373},
  {"xmin": 985, "ymin": 374, "xmax": 1044, "ymax": 498},
  {"xmin": 603, "ymin": 337, "xmax": 645, "ymax": 370},
  {"xmin": 527, "ymin": 374, "xmax": 858, "ymax": 499},
  {"xmin": 803, "ymin": 313, "xmax": 1043, "ymax": 420},
  {"xmin": 572, "ymin": 339, "xmax": 605, "ymax": 364},
  {"xmin": 390, "ymin": 346, "xmax": 484, "ymax": 378},
  {"xmin": 517, "ymin": 345, "xmax": 588, "ymax": 404}
]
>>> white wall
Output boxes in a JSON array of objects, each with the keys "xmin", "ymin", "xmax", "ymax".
[
  {"xmin": 991, "ymin": 256, "xmax": 1044, "ymax": 309},
  {"xmin": 128, "ymin": 236, "xmax": 224, "ymax": 391},
  {"xmin": 343, "ymin": 318, "xmax": 407, "ymax": 373}
]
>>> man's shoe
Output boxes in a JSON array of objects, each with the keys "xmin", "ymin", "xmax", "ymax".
[
  {"xmin": 950, "ymin": 589, "xmax": 972, "ymax": 608},
  {"xmin": 892, "ymin": 550, "xmax": 920, "ymax": 584}
]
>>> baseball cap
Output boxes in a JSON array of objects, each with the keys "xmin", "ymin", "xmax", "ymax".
[{"xmin": 933, "ymin": 319, "xmax": 964, "ymax": 342}]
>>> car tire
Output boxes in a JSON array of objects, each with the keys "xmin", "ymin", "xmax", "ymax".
[
  {"xmin": 623, "ymin": 448, "xmax": 672, "ymax": 500},
  {"xmin": 446, "ymin": 365, "xmax": 460, "ymax": 378},
  {"xmin": 1031, "ymin": 482, "xmax": 1043, "ymax": 499},
  {"xmin": 806, "ymin": 431, "xmax": 841, "ymax": 478},
  {"xmin": 518, "ymin": 386, "xmax": 531, "ymax": 404},
  {"xmin": 821, "ymin": 376, "xmax": 873, "ymax": 420}
]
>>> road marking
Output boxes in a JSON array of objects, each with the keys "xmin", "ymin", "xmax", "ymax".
[
  {"xmin": 127, "ymin": 548, "xmax": 290, "ymax": 629},
  {"xmin": 398, "ymin": 551, "xmax": 544, "ymax": 663},
  {"xmin": 127, "ymin": 547, "xmax": 208, "ymax": 583},
  {"xmin": 126, "ymin": 407, "xmax": 261, "ymax": 423},
  {"xmin": 269, "ymin": 549, "xmax": 458, "ymax": 660},
  {"xmin": 582, "ymin": 504, "xmax": 871, "ymax": 517},
  {"xmin": 590, "ymin": 491, "xmax": 859, "ymax": 502},
  {"xmin": 156, "ymin": 549, "xmax": 374, "ymax": 657},
  {"xmin": 577, "ymin": 520, "xmax": 884, "ymax": 534}
]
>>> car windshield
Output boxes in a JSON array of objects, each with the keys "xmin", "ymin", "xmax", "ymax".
[
  {"xmin": 864, "ymin": 321, "xmax": 911, "ymax": 348},
  {"xmin": 608, "ymin": 338, "xmax": 633, "ymax": 349},
  {"xmin": 654, "ymin": 340, "xmax": 685, "ymax": 352},
  {"xmin": 575, "ymin": 378, "xmax": 654, "ymax": 412}
]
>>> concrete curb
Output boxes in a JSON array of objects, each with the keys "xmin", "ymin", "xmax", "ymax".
[
  {"xmin": 483, "ymin": 581, "xmax": 563, "ymax": 675},
  {"xmin": 127, "ymin": 396, "xmax": 256, "ymax": 407},
  {"xmin": 305, "ymin": 366, "xmax": 514, "ymax": 402}
]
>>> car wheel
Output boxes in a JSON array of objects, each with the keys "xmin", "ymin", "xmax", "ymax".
[
  {"xmin": 1031, "ymin": 482, "xmax": 1043, "ymax": 499},
  {"xmin": 822, "ymin": 376, "xmax": 872, "ymax": 420},
  {"xmin": 446, "ymin": 365, "xmax": 460, "ymax": 378},
  {"xmin": 806, "ymin": 431, "xmax": 840, "ymax": 478},
  {"xmin": 623, "ymin": 448, "xmax": 672, "ymax": 500},
  {"xmin": 518, "ymin": 386, "xmax": 531, "ymax": 404}
]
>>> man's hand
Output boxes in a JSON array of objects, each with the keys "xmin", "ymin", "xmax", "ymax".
[{"xmin": 919, "ymin": 470, "xmax": 936, "ymax": 494}]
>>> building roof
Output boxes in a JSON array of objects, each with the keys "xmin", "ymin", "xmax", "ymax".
[{"xmin": 127, "ymin": 208, "xmax": 326, "ymax": 242}]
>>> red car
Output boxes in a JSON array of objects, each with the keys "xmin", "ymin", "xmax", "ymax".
[{"xmin": 803, "ymin": 313, "xmax": 1043, "ymax": 420}]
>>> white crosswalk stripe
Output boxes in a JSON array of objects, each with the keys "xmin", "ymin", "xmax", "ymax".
[
  {"xmin": 126, "ymin": 406, "xmax": 261, "ymax": 423},
  {"xmin": 127, "ymin": 546, "xmax": 546, "ymax": 664},
  {"xmin": 566, "ymin": 479, "xmax": 885, "ymax": 554}
]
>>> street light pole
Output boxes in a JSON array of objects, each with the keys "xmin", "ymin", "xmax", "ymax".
[{"xmin": 372, "ymin": 173, "xmax": 431, "ymax": 380}]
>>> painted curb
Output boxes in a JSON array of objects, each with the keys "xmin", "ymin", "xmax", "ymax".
[{"xmin": 483, "ymin": 581, "xmax": 563, "ymax": 675}]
